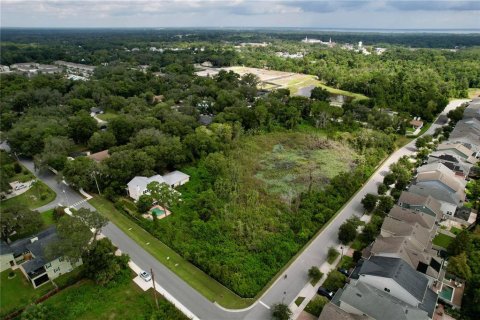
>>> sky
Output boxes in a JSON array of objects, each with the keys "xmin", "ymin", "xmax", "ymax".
[{"xmin": 1, "ymin": 0, "xmax": 480, "ymax": 30}]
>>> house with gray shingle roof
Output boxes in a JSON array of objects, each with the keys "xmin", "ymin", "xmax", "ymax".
[
  {"xmin": 463, "ymin": 98, "xmax": 480, "ymax": 121},
  {"xmin": 398, "ymin": 191, "xmax": 443, "ymax": 220},
  {"xmin": 350, "ymin": 256, "xmax": 438, "ymax": 318},
  {"xmin": 387, "ymin": 205, "xmax": 436, "ymax": 230},
  {"xmin": 427, "ymin": 151, "xmax": 473, "ymax": 176},
  {"xmin": 3, "ymin": 227, "xmax": 82, "ymax": 288},
  {"xmin": 436, "ymin": 143, "xmax": 478, "ymax": 164},
  {"xmin": 322, "ymin": 281, "xmax": 430, "ymax": 320},
  {"xmin": 408, "ymin": 185, "xmax": 461, "ymax": 217}
]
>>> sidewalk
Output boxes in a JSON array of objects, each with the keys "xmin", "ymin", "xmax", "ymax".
[
  {"xmin": 128, "ymin": 260, "xmax": 199, "ymax": 320},
  {"xmin": 290, "ymin": 244, "xmax": 349, "ymax": 320}
]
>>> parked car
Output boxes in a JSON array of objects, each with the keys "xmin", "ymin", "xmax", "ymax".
[
  {"xmin": 338, "ymin": 268, "xmax": 350, "ymax": 277},
  {"xmin": 15, "ymin": 185, "xmax": 26, "ymax": 191},
  {"xmin": 139, "ymin": 271, "xmax": 151, "ymax": 282},
  {"xmin": 317, "ymin": 287, "xmax": 334, "ymax": 300}
]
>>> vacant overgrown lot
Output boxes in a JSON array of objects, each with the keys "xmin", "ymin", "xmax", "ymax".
[
  {"xmin": 120, "ymin": 130, "xmax": 364, "ymax": 297},
  {"xmin": 252, "ymin": 132, "xmax": 356, "ymax": 202}
]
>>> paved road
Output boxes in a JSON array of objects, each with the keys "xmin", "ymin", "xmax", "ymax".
[{"xmin": 24, "ymin": 99, "xmax": 469, "ymax": 320}]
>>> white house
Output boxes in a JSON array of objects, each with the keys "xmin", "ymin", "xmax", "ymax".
[{"xmin": 127, "ymin": 171, "xmax": 190, "ymax": 201}]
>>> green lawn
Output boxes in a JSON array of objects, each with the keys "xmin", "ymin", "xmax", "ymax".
[
  {"xmin": 1, "ymin": 181, "xmax": 56, "ymax": 210},
  {"xmin": 8, "ymin": 168, "xmax": 35, "ymax": 183},
  {"xmin": 0, "ymin": 269, "xmax": 55, "ymax": 317},
  {"xmin": 433, "ymin": 233, "xmax": 455, "ymax": 249},
  {"xmin": 41, "ymin": 209, "xmax": 55, "ymax": 227},
  {"xmin": 88, "ymin": 196, "xmax": 253, "ymax": 309},
  {"xmin": 285, "ymin": 75, "xmax": 368, "ymax": 101},
  {"xmin": 42, "ymin": 278, "xmax": 187, "ymax": 320},
  {"xmin": 295, "ymin": 296, "xmax": 305, "ymax": 306}
]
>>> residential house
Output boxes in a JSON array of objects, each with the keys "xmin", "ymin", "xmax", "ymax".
[
  {"xmin": 463, "ymin": 98, "xmax": 480, "ymax": 121},
  {"xmin": 408, "ymin": 185, "xmax": 461, "ymax": 217},
  {"xmin": 398, "ymin": 192, "xmax": 443, "ymax": 219},
  {"xmin": 448, "ymin": 134, "xmax": 480, "ymax": 154},
  {"xmin": 388, "ymin": 205, "xmax": 437, "ymax": 230},
  {"xmin": 320, "ymin": 281, "xmax": 430, "ymax": 320},
  {"xmin": 416, "ymin": 162, "xmax": 464, "ymax": 180},
  {"xmin": 414, "ymin": 171, "xmax": 466, "ymax": 202},
  {"xmin": 436, "ymin": 143, "xmax": 478, "ymax": 164},
  {"xmin": 127, "ymin": 171, "xmax": 190, "ymax": 201},
  {"xmin": 350, "ymin": 256, "xmax": 438, "ymax": 318},
  {"xmin": 319, "ymin": 302, "xmax": 368, "ymax": 320},
  {"xmin": 87, "ymin": 150, "xmax": 110, "ymax": 163},
  {"xmin": 449, "ymin": 118, "xmax": 480, "ymax": 151},
  {"xmin": 409, "ymin": 119, "xmax": 424, "ymax": 129},
  {"xmin": 427, "ymin": 151, "xmax": 473, "ymax": 177},
  {"xmin": 371, "ymin": 210, "xmax": 441, "ymax": 279},
  {"xmin": 3, "ymin": 227, "xmax": 82, "ymax": 288}
]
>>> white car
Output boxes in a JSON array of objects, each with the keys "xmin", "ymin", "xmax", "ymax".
[{"xmin": 139, "ymin": 271, "xmax": 151, "ymax": 282}]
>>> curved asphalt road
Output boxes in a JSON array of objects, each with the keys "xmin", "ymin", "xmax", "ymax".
[{"xmin": 24, "ymin": 99, "xmax": 469, "ymax": 320}]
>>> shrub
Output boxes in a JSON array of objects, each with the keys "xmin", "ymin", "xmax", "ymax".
[
  {"xmin": 308, "ymin": 266, "xmax": 323, "ymax": 285},
  {"xmin": 327, "ymin": 247, "xmax": 339, "ymax": 264},
  {"xmin": 383, "ymin": 173, "xmax": 396, "ymax": 186},
  {"xmin": 40, "ymin": 194, "xmax": 47, "ymax": 200},
  {"xmin": 305, "ymin": 296, "xmax": 328, "ymax": 317},
  {"xmin": 323, "ymin": 270, "xmax": 346, "ymax": 292},
  {"xmin": 377, "ymin": 183, "xmax": 388, "ymax": 195},
  {"xmin": 271, "ymin": 303, "xmax": 292, "ymax": 320}
]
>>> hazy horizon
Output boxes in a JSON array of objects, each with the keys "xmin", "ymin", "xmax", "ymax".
[{"xmin": 2, "ymin": 1, "xmax": 480, "ymax": 30}]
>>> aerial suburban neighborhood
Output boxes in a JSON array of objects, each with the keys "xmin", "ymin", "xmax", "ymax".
[{"xmin": 0, "ymin": 1, "xmax": 480, "ymax": 320}]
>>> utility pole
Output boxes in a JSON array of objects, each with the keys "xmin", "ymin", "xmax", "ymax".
[
  {"xmin": 92, "ymin": 171, "xmax": 101, "ymax": 195},
  {"xmin": 150, "ymin": 268, "xmax": 159, "ymax": 310}
]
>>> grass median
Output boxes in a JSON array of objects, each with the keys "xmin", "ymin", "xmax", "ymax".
[{"xmin": 88, "ymin": 195, "xmax": 253, "ymax": 309}]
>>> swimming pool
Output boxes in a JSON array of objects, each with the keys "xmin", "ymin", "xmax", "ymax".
[
  {"xmin": 151, "ymin": 208, "xmax": 165, "ymax": 217},
  {"xmin": 439, "ymin": 285, "xmax": 454, "ymax": 302}
]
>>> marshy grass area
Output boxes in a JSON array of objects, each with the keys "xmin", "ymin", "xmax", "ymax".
[{"xmin": 241, "ymin": 131, "xmax": 358, "ymax": 203}]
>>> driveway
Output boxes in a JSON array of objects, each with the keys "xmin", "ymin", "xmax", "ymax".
[{"xmin": 23, "ymin": 99, "xmax": 469, "ymax": 319}]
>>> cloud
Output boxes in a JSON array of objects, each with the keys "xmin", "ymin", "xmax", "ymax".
[
  {"xmin": 388, "ymin": 1, "xmax": 480, "ymax": 12},
  {"xmin": 1, "ymin": 0, "xmax": 479, "ymax": 28}
]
